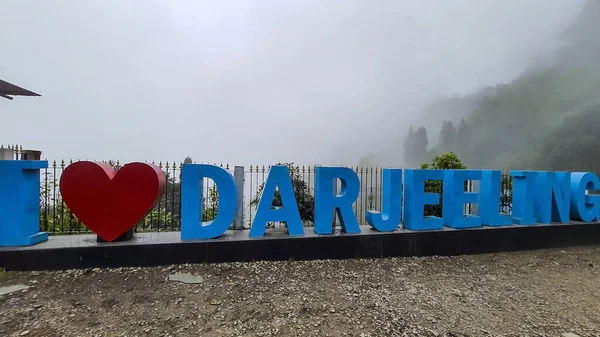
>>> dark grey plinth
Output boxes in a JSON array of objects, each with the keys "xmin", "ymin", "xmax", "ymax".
[
  {"xmin": 96, "ymin": 228, "xmax": 134, "ymax": 243},
  {"xmin": 1, "ymin": 222, "xmax": 600, "ymax": 271}
]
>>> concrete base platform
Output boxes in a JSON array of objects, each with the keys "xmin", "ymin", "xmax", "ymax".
[
  {"xmin": 1, "ymin": 222, "xmax": 600, "ymax": 271},
  {"xmin": 0, "ymin": 231, "xmax": 48, "ymax": 247}
]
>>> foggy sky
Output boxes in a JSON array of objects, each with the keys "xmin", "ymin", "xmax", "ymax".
[{"xmin": 0, "ymin": 0, "xmax": 585, "ymax": 167}]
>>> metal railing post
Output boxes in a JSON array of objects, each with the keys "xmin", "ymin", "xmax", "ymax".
[
  {"xmin": 471, "ymin": 179, "xmax": 480, "ymax": 216},
  {"xmin": 234, "ymin": 166, "xmax": 244, "ymax": 229}
]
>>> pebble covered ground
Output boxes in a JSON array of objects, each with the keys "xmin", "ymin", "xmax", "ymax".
[{"xmin": 1, "ymin": 246, "xmax": 599, "ymax": 337}]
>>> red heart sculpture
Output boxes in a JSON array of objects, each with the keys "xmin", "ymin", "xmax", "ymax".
[{"xmin": 59, "ymin": 161, "xmax": 166, "ymax": 242}]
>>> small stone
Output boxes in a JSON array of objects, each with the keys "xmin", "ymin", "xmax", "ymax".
[
  {"xmin": 0, "ymin": 285, "xmax": 30, "ymax": 296},
  {"xmin": 210, "ymin": 299, "xmax": 221, "ymax": 305},
  {"xmin": 562, "ymin": 333, "xmax": 581, "ymax": 337},
  {"xmin": 92, "ymin": 268, "xmax": 101, "ymax": 272},
  {"xmin": 168, "ymin": 273, "xmax": 204, "ymax": 284},
  {"xmin": 20, "ymin": 331, "xmax": 30, "ymax": 336}
]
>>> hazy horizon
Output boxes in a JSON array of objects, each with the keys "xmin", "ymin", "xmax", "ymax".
[{"xmin": 0, "ymin": 0, "xmax": 586, "ymax": 167}]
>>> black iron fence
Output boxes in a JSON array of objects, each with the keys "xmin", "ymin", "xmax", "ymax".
[{"xmin": 38, "ymin": 160, "xmax": 514, "ymax": 235}]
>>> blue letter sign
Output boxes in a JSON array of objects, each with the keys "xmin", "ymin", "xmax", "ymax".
[
  {"xmin": 181, "ymin": 164, "xmax": 237, "ymax": 240},
  {"xmin": 442, "ymin": 170, "xmax": 482, "ymax": 228},
  {"xmin": 250, "ymin": 165, "xmax": 304, "ymax": 237},
  {"xmin": 534, "ymin": 172, "xmax": 571, "ymax": 224},
  {"xmin": 0, "ymin": 160, "xmax": 49, "ymax": 246},
  {"xmin": 510, "ymin": 171, "xmax": 538, "ymax": 225},
  {"xmin": 314, "ymin": 167, "xmax": 360, "ymax": 234},
  {"xmin": 403, "ymin": 169, "xmax": 444, "ymax": 230},
  {"xmin": 569, "ymin": 172, "xmax": 600, "ymax": 222},
  {"xmin": 479, "ymin": 170, "xmax": 512, "ymax": 226},
  {"xmin": 5, "ymin": 159, "xmax": 600, "ymax": 248},
  {"xmin": 366, "ymin": 169, "xmax": 403, "ymax": 232}
]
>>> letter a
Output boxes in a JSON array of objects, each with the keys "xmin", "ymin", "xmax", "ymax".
[{"xmin": 250, "ymin": 166, "xmax": 304, "ymax": 237}]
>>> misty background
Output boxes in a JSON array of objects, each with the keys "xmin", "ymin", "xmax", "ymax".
[{"xmin": 0, "ymin": 0, "xmax": 591, "ymax": 169}]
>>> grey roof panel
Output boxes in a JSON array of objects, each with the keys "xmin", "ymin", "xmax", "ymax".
[{"xmin": 0, "ymin": 79, "xmax": 40, "ymax": 100}]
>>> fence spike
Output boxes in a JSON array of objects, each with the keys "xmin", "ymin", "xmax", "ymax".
[
  {"xmin": 60, "ymin": 159, "xmax": 65, "ymax": 168},
  {"xmin": 261, "ymin": 165, "xmax": 265, "ymax": 173},
  {"xmin": 165, "ymin": 162, "xmax": 170, "ymax": 169},
  {"xmin": 220, "ymin": 162, "xmax": 223, "ymax": 167},
  {"xmin": 302, "ymin": 165, "xmax": 305, "ymax": 173},
  {"xmin": 250, "ymin": 165, "xmax": 253, "ymax": 172},
  {"xmin": 225, "ymin": 163, "xmax": 230, "ymax": 170}
]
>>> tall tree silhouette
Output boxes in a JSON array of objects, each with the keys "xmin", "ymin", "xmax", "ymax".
[
  {"xmin": 438, "ymin": 120, "xmax": 457, "ymax": 152},
  {"xmin": 403, "ymin": 125, "xmax": 429, "ymax": 167}
]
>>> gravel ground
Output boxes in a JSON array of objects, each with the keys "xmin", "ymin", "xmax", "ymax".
[{"xmin": 1, "ymin": 246, "xmax": 600, "ymax": 337}]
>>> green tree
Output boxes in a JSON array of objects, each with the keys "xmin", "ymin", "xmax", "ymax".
[
  {"xmin": 420, "ymin": 1, "xmax": 600, "ymax": 170},
  {"xmin": 455, "ymin": 119, "xmax": 469, "ymax": 152},
  {"xmin": 403, "ymin": 125, "xmax": 430, "ymax": 167},
  {"xmin": 537, "ymin": 104, "xmax": 600, "ymax": 174},
  {"xmin": 438, "ymin": 120, "xmax": 457, "ymax": 152},
  {"xmin": 202, "ymin": 186, "xmax": 219, "ymax": 221}
]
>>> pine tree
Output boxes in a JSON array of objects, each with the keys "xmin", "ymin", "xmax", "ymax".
[{"xmin": 439, "ymin": 121, "xmax": 457, "ymax": 152}]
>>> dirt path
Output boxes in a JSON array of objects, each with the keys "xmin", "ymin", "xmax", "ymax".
[{"xmin": 1, "ymin": 246, "xmax": 599, "ymax": 337}]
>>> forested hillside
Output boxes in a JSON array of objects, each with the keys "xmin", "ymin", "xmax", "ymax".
[{"xmin": 404, "ymin": 0, "xmax": 600, "ymax": 173}]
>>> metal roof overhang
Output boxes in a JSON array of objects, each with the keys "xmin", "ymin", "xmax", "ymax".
[{"xmin": 0, "ymin": 79, "xmax": 41, "ymax": 100}]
